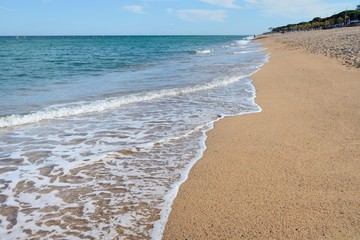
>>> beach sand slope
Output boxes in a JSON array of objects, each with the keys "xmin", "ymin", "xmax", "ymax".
[
  {"xmin": 163, "ymin": 34, "xmax": 360, "ymax": 239},
  {"xmin": 274, "ymin": 27, "xmax": 360, "ymax": 68}
]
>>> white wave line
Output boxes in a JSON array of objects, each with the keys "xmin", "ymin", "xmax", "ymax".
[{"xmin": 0, "ymin": 75, "xmax": 250, "ymax": 128}]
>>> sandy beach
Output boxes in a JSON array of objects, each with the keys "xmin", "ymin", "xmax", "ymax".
[{"xmin": 163, "ymin": 28, "xmax": 360, "ymax": 239}]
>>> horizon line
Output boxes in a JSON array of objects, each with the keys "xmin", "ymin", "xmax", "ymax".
[{"xmin": 0, "ymin": 34, "xmax": 254, "ymax": 37}]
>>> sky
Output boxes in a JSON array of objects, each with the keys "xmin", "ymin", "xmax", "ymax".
[{"xmin": 0, "ymin": 0, "xmax": 358, "ymax": 35}]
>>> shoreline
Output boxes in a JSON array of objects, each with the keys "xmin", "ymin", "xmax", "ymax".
[
  {"xmin": 163, "ymin": 32, "xmax": 360, "ymax": 239},
  {"xmin": 0, "ymin": 36, "xmax": 267, "ymax": 239},
  {"xmin": 154, "ymin": 74, "xmax": 266, "ymax": 239}
]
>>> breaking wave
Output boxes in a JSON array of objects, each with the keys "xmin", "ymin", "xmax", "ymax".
[
  {"xmin": 192, "ymin": 49, "xmax": 212, "ymax": 54},
  {"xmin": 0, "ymin": 74, "xmax": 250, "ymax": 128}
]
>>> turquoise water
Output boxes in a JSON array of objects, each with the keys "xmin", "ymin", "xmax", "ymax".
[
  {"xmin": 0, "ymin": 36, "xmax": 267, "ymax": 239},
  {"xmin": 1, "ymin": 36, "xmax": 256, "ymax": 116}
]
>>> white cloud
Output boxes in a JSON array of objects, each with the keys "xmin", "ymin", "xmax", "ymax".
[
  {"xmin": 243, "ymin": 0, "xmax": 350, "ymax": 18},
  {"xmin": 123, "ymin": 5, "xmax": 145, "ymax": 14},
  {"xmin": 169, "ymin": 9, "xmax": 227, "ymax": 22},
  {"xmin": 200, "ymin": 0, "xmax": 239, "ymax": 8}
]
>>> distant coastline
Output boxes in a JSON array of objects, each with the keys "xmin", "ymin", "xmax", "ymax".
[{"xmin": 270, "ymin": 9, "xmax": 360, "ymax": 32}]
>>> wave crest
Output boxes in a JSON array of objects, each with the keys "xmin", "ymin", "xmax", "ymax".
[
  {"xmin": 192, "ymin": 49, "xmax": 212, "ymax": 54},
  {"xmin": 0, "ymin": 75, "xmax": 251, "ymax": 128}
]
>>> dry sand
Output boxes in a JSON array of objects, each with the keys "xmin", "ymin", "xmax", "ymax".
[
  {"xmin": 163, "ymin": 30, "xmax": 360, "ymax": 239},
  {"xmin": 272, "ymin": 27, "xmax": 360, "ymax": 68}
]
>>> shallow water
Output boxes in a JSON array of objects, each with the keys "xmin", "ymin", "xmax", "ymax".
[{"xmin": 0, "ymin": 35, "xmax": 267, "ymax": 239}]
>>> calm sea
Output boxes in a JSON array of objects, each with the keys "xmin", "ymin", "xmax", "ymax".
[{"xmin": 0, "ymin": 35, "xmax": 267, "ymax": 239}]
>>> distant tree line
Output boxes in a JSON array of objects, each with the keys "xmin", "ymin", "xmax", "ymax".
[{"xmin": 272, "ymin": 10, "xmax": 360, "ymax": 33}]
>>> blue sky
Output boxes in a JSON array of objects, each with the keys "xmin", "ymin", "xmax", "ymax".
[{"xmin": 0, "ymin": 0, "xmax": 358, "ymax": 35}]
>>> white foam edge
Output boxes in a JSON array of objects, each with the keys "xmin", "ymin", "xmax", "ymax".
[
  {"xmin": 152, "ymin": 52, "xmax": 270, "ymax": 240},
  {"xmin": 152, "ymin": 94, "xmax": 262, "ymax": 240},
  {"xmin": 244, "ymin": 35, "xmax": 255, "ymax": 40},
  {"xmin": 193, "ymin": 49, "xmax": 213, "ymax": 54},
  {"xmin": 227, "ymin": 49, "xmax": 262, "ymax": 55},
  {"xmin": 234, "ymin": 39, "xmax": 250, "ymax": 45},
  {"xmin": 0, "ymin": 74, "xmax": 254, "ymax": 128}
]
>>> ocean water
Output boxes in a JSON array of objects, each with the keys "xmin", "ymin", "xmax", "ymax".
[{"xmin": 0, "ymin": 36, "xmax": 267, "ymax": 239}]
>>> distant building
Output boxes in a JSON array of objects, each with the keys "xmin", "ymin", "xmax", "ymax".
[{"xmin": 357, "ymin": 4, "xmax": 360, "ymax": 10}]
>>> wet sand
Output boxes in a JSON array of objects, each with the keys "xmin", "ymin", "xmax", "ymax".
[{"xmin": 163, "ymin": 32, "xmax": 360, "ymax": 239}]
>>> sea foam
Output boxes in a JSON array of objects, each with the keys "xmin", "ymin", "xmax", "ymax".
[
  {"xmin": 0, "ymin": 36, "xmax": 268, "ymax": 240},
  {"xmin": 0, "ymin": 75, "xmax": 249, "ymax": 128},
  {"xmin": 192, "ymin": 49, "xmax": 212, "ymax": 54}
]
